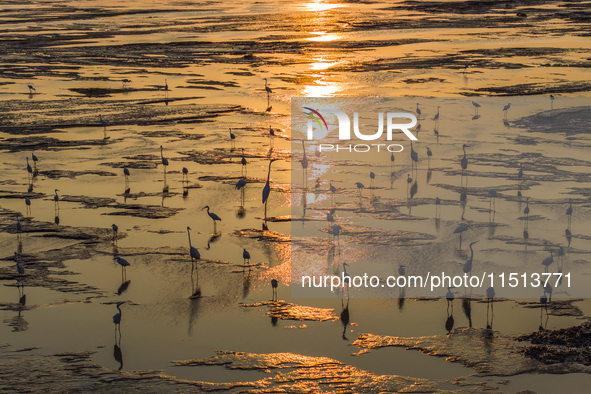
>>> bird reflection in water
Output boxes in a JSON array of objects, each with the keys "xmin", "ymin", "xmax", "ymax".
[
  {"xmin": 190, "ymin": 264, "xmax": 202, "ymax": 299},
  {"xmin": 398, "ymin": 287, "xmax": 406, "ymax": 311},
  {"xmin": 445, "ymin": 287, "xmax": 454, "ymax": 335},
  {"xmin": 340, "ymin": 292, "xmax": 350, "ymax": 341},
  {"xmin": 462, "ymin": 297, "xmax": 472, "ymax": 328},
  {"xmin": 242, "ymin": 270, "xmax": 251, "ymax": 300},
  {"xmin": 112, "ymin": 302, "xmax": 125, "ymax": 371}
]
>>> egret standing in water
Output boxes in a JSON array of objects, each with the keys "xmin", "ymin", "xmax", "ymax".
[
  {"xmin": 269, "ymin": 126, "xmax": 275, "ymax": 147},
  {"xmin": 113, "ymin": 302, "xmax": 125, "ymax": 336},
  {"xmin": 518, "ymin": 163, "xmax": 523, "ymax": 179},
  {"xmin": 524, "ymin": 197, "xmax": 530, "ymax": 219},
  {"xmin": 26, "ymin": 157, "xmax": 33, "ymax": 182},
  {"xmin": 406, "ymin": 174, "xmax": 412, "ymax": 195},
  {"xmin": 463, "ymin": 241, "xmax": 478, "ymax": 276},
  {"xmin": 355, "ymin": 182, "xmax": 364, "ymax": 197},
  {"xmin": 566, "ymin": 199, "xmax": 573, "ymax": 225},
  {"xmin": 489, "ymin": 189, "xmax": 497, "ymax": 212},
  {"xmin": 112, "ymin": 224, "xmax": 118, "ymax": 243},
  {"xmin": 271, "ymin": 278, "xmax": 278, "ymax": 301},
  {"xmin": 160, "ymin": 145, "xmax": 169, "ymax": 192},
  {"xmin": 164, "ymin": 79, "xmax": 169, "ymax": 96},
  {"xmin": 99, "ymin": 115, "xmax": 110, "ymax": 136},
  {"xmin": 15, "ymin": 252, "xmax": 25, "ymax": 281},
  {"xmin": 446, "ymin": 286, "xmax": 455, "ymax": 312},
  {"xmin": 398, "ymin": 265, "xmax": 406, "ymax": 276},
  {"xmin": 116, "ymin": 256, "xmax": 130, "ymax": 281},
  {"xmin": 416, "ymin": 103, "xmax": 421, "ymax": 117},
  {"xmin": 121, "ymin": 78, "xmax": 131, "ymax": 88},
  {"xmin": 410, "ymin": 141, "xmax": 418, "ymax": 170},
  {"xmin": 241, "ymin": 149, "xmax": 247, "ymax": 177},
  {"xmin": 203, "ymin": 206, "xmax": 222, "ymax": 233},
  {"xmin": 300, "ymin": 141, "xmax": 308, "ymax": 186},
  {"xmin": 426, "ymin": 147, "xmax": 432, "ymax": 165},
  {"xmin": 542, "ymin": 251, "xmax": 554, "ymax": 272},
  {"xmin": 243, "ymin": 248, "xmax": 251, "ymax": 267},
  {"xmin": 369, "ymin": 172, "xmax": 375, "ymax": 189},
  {"xmin": 186, "ymin": 226, "xmax": 200, "ymax": 265},
  {"xmin": 53, "ymin": 189, "xmax": 60, "ymax": 211},
  {"xmin": 434, "ymin": 106, "xmax": 440, "ymax": 123},
  {"xmin": 486, "ymin": 285, "xmax": 495, "ymax": 328},
  {"xmin": 16, "ymin": 216, "xmax": 22, "ymax": 239},
  {"xmin": 264, "ymin": 78, "xmax": 272, "ymax": 97},
  {"xmin": 25, "ymin": 197, "xmax": 31, "ymax": 216},
  {"xmin": 460, "ymin": 144, "xmax": 468, "ymax": 171},
  {"xmin": 262, "ymin": 159, "xmax": 276, "ymax": 220},
  {"xmin": 229, "ymin": 128, "xmax": 236, "ymax": 149},
  {"xmin": 28, "ymin": 84, "xmax": 36, "ymax": 94},
  {"xmin": 503, "ymin": 103, "xmax": 511, "ymax": 118},
  {"xmin": 31, "ymin": 152, "xmax": 38, "ymax": 173},
  {"xmin": 454, "ymin": 223, "xmax": 472, "ymax": 246},
  {"xmin": 472, "ymin": 101, "xmax": 481, "ymax": 114},
  {"xmin": 123, "ymin": 167, "xmax": 130, "ymax": 193}
]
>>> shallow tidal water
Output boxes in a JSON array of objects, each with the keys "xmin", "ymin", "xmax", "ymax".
[{"xmin": 1, "ymin": 0, "xmax": 591, "ymax": 392}]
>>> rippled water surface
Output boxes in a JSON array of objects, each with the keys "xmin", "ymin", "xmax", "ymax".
[{"xmin": 1, "ymin": 0, "xmax": 591, "ymax": 392}]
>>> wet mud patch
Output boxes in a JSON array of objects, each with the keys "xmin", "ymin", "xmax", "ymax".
[
  {"xmin": 512, "ymin": 106, "xmax": 591, "ymax": 137},
  {"xmin": 38, "ymin": 169, "xmax": 117, "ymax": 179},
  {"xmin": 0, "ymin": 136, "xmax": 116, "ymax": 152},
  {"xmin": 57, "ymin": 195, "xmax": 184, "ymax": 219},
  {"xmin": 243, "ymin": 300, "xmax": 339, "ymax": 322},
  {"xmin": 182, "ymin": 148, "xmax": 291, "ymax": 166},
  {"xmin": 517, "ymin": 299, "xmax": 584, "ymax": 317},
  {"xmin": 69, "ymin": 87, "xmax": 162, "ymax": 98},
  {"xmin": 518, "ymin": 322, "xmax": 591, "ymax": 367},
  {"xmin": 232, "ymin": 228, "xmax": 290, "ymax": 243},
  {"xmin": 320, "ymin": 224, "xmax": 436, "ymax": 246}
]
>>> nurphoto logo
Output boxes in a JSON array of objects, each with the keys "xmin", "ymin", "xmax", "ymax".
[{"xmin": 303, "ymin": 106, "xmax": 417, "ymax": 153}]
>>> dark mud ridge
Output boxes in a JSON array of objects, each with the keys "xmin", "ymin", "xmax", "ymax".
[{"xmin": 518, "ymin": 322, "xmax": 591, "ymax": 366}]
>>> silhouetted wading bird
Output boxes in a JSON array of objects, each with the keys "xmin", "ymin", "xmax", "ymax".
[
  {"xmin": 113, "ymin": 302, "xmax": 125, "ymax": 336},
  {"xmin": 463, "ymin": 241, "xmax": 478, "ymax": 276},
  {"xmin": 416, "ymin": 103, "xmax": 421, "ymax": 116},
  {"xmin": 31, "ymin": 152, "xmax": 38, "ymax": 172},
  {"xmin": 264, "ymin": 78, "xmax": 272, "ymax": 95},
  {"xmin": 472, "ymin": 101, "xmax": 481, "ymax": 114},
  {"xmin": 262, "ymin": 160, "xmax": 276, "ymax": 219},
  {"xmin": 566, "ymin": 199, "xmax": 573, "ymax": 224},
  {"xmin": 542, "ymin": 251, "xmax": 554, "ymax": 272},
  {"xmin": 121, "ymin": 78, "xmax": 131, "ymax": 87},
  {"xmin": 410, "ymin": 141, "xmax": 418, "ymax": 169},
  {"xmin": 369, "ymin": 172, "xmax": 375, "ymax": 188},
  {"xmin": 14, "ymin": 252, "xmax": 24, "ymax": 280},
  {"xmin": 112, "ymin": 224, "xmax": 118, "ymax": 243},
  {"xmin": 203, "ymin": 206, "xmax": 221, "ymax": 233},
  {"xmin": 116, "ymin": 256, "xmax": 130, "ymax": 281},
  {"xmin": 182, "ymin": 167, "xmax": 189, "ymax": 183},
  {"xmin": 28, "ymin": 84, "xmax": 36, "ymax": 94},
  {"xmin": 16, "ymin": 215, "xmax": 22, "ymax": 238},
  {"xmin": 518, "ymin": 163, "xmax": 523, "ymax": 179},
  {"xmin": 160, "ymin": 145, "xmax": 169, "ymax": 191},
  {"xmin": 243, "ymin": 248, "xmax": 251, "ymax": 267},
  {"xmin": 123, "ymin": 167, "xmax": 130, "ymax": 192},
  {"xmin": 241, "ymin": 148, "xmax": 247, "ymax": 177},
  {"xmin": 236, "ymin": 178, "xmax": 246, "ymax": 191},
  {"xmin": 26, "ymin": 157, "xmax": 33, "ymax": 181},
  {"xmin": 524, "ymin": 197, "xmax": 530, "ymax": 218},
  {"xmin": 503, "ymin": 103, "xmax": 511, "ymax": 118},
  {"xmin": 187, "ymin": 226, "xmax": 200, "ymax": 264},
  {"xmin": 54, "ymin": 189, "xmax": 60, "ymax": 210},
  {"xmin": 434, "ymin": 106, "xmax": 440, "ymax": 122},
  {"xmin": 461, "ymin": 144, "xmax": 468, "ymax": 171},
  {"xmin": 355, "ymin": 182, "xmax": 365, "ymax": 198},
  {"xmin": 271, "ymin": 278, "xmax": 278, "ymax": 301},
  {"xmin": 229, "ymin": 128, "xmax": 236, "ymax": 148},
  {"xmin": 25, "ymin": 197, "xmax": 31, "ymax": 216}
]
